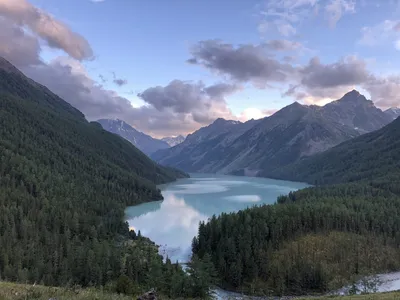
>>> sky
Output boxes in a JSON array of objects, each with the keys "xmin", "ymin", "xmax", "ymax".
[{"xmin": 1, "ymin": 0, "xmax": 400, "ymax": 138}]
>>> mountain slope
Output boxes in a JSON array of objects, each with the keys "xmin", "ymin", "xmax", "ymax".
[
  {"xmin": 322, "ymin": 90, "xmax": 390, "ymax": 133},
  {"xmin": 267, "ymin": 116, "xmax": 400, "ymax": 186},
  {"xmin": 161, "ymin": 135, "xmax": 186, "ymax": 146},
  {"xmin": 97, "ymin": 118, "xmax": 170, "ymax": 155},
  {"xmin": 385, "ymin": 107, "xmax": 400, "ymax": 120},
  {"xmin": 219, "ymin": 101, "xmax": 360, "ymax": 175},
  {"xmin": 0, "ymin": 57, "xmax": 188, "ymax": 289},
  {"xmin": 151, "ymin": 118, "xmax": 261, "ymax": 172},
  {"xmin": 154, "ymin": 90, "xmax": 391, "ymax": 175},
  {"xmin": 192, "ymin": 114, "xmax": 400, "ymax": 297}
]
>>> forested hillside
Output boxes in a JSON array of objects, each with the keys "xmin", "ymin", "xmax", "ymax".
[
  {"xmin": 192, "ymin": 117, "xmax": 400, "ymax": 296},
  {"xmin": 0, "ymin": 57, "xmax": 215, "ymax": 298}
]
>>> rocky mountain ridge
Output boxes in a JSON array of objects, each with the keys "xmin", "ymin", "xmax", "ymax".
[
  {"xmin": 152, "ymin": 90, "xmax": 393, "ymax": 175},
  {"xmin": 385, "ymin": 107, "xmax": 400, "ymax": 120},
  {"xmin": 97, "ymin": 119, "xmax": 170, "ymax": 156},
  {"xmin": 161, "ymin": 135, "xmax": 186, "ymax": 147}
]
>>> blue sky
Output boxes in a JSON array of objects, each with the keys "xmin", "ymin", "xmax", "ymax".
[{"xmin": 2, "ymin": 0, "xmax": 400, "ymax": 137}]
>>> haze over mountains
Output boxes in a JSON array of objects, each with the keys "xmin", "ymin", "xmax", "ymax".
[{"xmin": 152, "ymin": 90, "xmax": 396, "ymax": 175}]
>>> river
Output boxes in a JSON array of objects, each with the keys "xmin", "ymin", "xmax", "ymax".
[{"xmin": 125, "ymin": 173, "xmax": 309, "ymax": 263}]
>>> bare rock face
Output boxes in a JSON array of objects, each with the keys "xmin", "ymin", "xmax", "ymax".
[{"xmin": 137, "ymin": 289, "xmax": 157, "ymax": 300}]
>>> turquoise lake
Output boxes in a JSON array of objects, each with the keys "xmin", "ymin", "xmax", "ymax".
[{"xmin": 125, "ymin": 173, "xmax": 309, "ymax": 262}]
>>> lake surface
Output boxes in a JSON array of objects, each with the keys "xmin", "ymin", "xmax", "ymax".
[{"xmin": 125, "ymin": 173, "xmax": 309, "ymax": 262}]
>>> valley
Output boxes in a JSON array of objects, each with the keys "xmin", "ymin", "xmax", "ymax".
[
  {"xmin": 191, "ymin": 116, "xmax": 400, "ymax": 297},
  {"xmin": 2, "ymin": 0, "xmax": 400, "ymax": 298},
  {"xmin": 125, "ymin": 174, "xmax": 309, "ymax": 263},
  {"xmin": 1, "ymin": 54, "xmax": 400, "ymax": 299}
]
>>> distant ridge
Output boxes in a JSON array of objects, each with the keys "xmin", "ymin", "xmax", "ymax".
[
  {"xmin": 97, "ymin": 118, "xmax": 170, "ymax": 155},
  {"xmin": 266, "ymin": 116, "xmax": 400, "ymax": 185},
  {"xmin": 385, "ymin": 107, "xmax": 400, "ymax": 120},
  {"xmin": 153, "ymin": 90, "xmax": 393, "ymax": 175},
  {"xmin": 161, "ymin": 135, "xmax": 186, "ymax": 147}
]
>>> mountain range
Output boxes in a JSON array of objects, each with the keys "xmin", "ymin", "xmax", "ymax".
[
  {"xmin": 266, "ymin": 115, "xmax": 400, "ymax": 185},
  {"xmin": 96, "ymin": 119, "xmax": 171, "ymax": 156},
  {"xmin": 161, "ymin": 135, "xmax": 186, "ymax": 147},
  {"xmin": 192, "ymin": 101, "xmax": 400, "ymax": 297},
  {"xmin": 97, "ymin": 119, "xmax": 186, "ymax": 155},
  {"xmin": 152, "ymin": 90, "xmax": 397, "ymax": 176},
  {"xmin": 385, "ymin": 107, "xmax": 400, "ymax": 120}
]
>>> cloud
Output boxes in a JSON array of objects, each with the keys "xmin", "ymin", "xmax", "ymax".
[
  {"xmin": 300, "ymin": 56, "xmax": 369, "ymax": 89},
  {"xmin": 283, "ymin": 84, "xmax": 308, "ymax": 100},
  {"xmin": 113, "ymin": 78, "xmax": 127, "ymax": 86},
  {"xmin": 238, "ymin": 108, "xmax": 266, "ymax": 121},
  {"xmin": 188, "ymin": 37, "xmax": 398, "ymax": 109},
  {"xmin": 0, "ymin": 18, "xmax": 41, "ymax": 68},
  {"xmin": 364, "ymin": 75, "xmax": 400, "ymax": 108},
  {"xmin": 359, "ymin": 19, "xmax": 400, "ymax": 49},
  {"xmin": 188, "ymin": 39, "xmax": 384, "ymax": 106},
  {"xmin": 283, "ymin": 55, "xmax": 296, "ymax": 62},
  {"xmin": 0, "ymin": 0, "xmax": 93, "ymax": 60},
  {"xmin": 23, "ymin": 57, "xmax": 132, "ymax": 118},
  {"xmin": 275, "ymin": 21, "xmax": 297, "ymax": 36},
  {"xmin": 263, "ymin": 108, "xmax": 279, "ymax": 116},
  {"xmin": 238, "ymin": 107, "xmax": 278, "ymax": 121},
  {"xmin": 204, "ymin": 82, "xmax": 241, "ymax": 97},
  {"xmin": 265, "ymin": 39, "xmax": 302, "ymax": 51},
  {"xmin": 1, "ymin": 0, "xmax": 397, "ymax": 138},
  {"xmin": 99, "ymin": 74, "xmax": 107, "ymax": 83},
  {"xmin": 138, "ymin": 80, "xmax": 238, "ymax": 124},
  {"xmin": 258, "ymin": 0, "xmax": 355, "ymax": 36},
  {"xmin": 188, "ymin": 40, "xmax": 294, "ymax": 87},
  {"xmin": 282, "ymin": 55, "xmax": 369, "ymax": 102},
  {"xmin": 0, "ymin": 4, "xmax": 241, "ymax": 138},
  {"xmin": 24, "ymin": 57, "xmax": 237, "ymax": 136},
  {"xmin": 112, "ymin": 72, "xmax": 128, "ymax": 86},
  {"xmin": 281, "ymin": 55, "xmax": 400, "ymax": 107},
  {"xmin": 325, "ymin": 0, "xmax": 356, "ymax": 28}
]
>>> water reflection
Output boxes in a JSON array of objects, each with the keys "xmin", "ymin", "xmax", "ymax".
[{"xmin": 125, "ymin": 173, "xmax": 309, "ymax": 262}]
